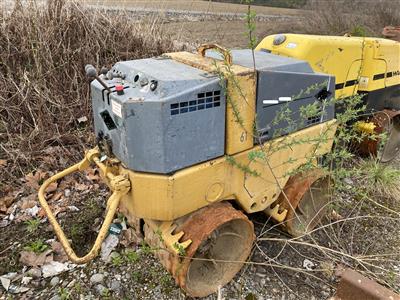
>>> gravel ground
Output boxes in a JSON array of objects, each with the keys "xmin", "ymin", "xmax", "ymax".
[
  {"xmin": 1, "ymin": 2, "xmax": 399, "ymax": 300},
  {"xmin": 1, "ymin": 163, "xmax": 399, "ymax": 300}
]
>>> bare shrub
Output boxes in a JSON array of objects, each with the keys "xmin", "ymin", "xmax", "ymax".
[
  {"xmin": 0, "ymin": 0, "xmax": 178, "ymax": 176},
  {"xmin": 304, "ymin": 0, "xmax": 400, "ymax": 36}
]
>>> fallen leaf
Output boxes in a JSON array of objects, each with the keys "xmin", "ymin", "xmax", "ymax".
[
  {"xmin": 15, "ymin": 214, "xmax": 32, "ymax": 223},
  {"xmin": 0, "ymin": 204, "xmax": 7, "ymax": 213},
  {"xmin": 0, "ymin": 196, "xmax": 15, "ymax": 212},
  {"xmin": 85, "ymin": 168, "xmax": 100, "ymax": 182},
  {"xmin": 46, "ymin": 182, "xmax": 58, "ymax": 193},
  {"xmin": 0, "ymin": 159, "xmax": 7, "ymax": 167},
  {"xmin": 120, "ymin": 228, "xmax": 143, "ymax": 247},
  {"xmin": 75, "ymin": 182, "xmax": 88, "ymax": 191},
  {"xmin": 330, "ymin": 210, "xmax": 343, "ymax": 221},
  {"xmin": 51, "ymin": 241, "xmax": 68, "ymax": 263},
  {"xmin": 20, "ymin": 198, "xmax": 37, "ymax": 210},
  {"xmin": 24, "ymin": 170, "xmax": 46, "ymax": 191},
  {"xmin": 43, "ymin": 146, "xmax": 60, "ymax": 156},
  {"xmin": 40, "ymin": 155, "xmax": 57, "ymax": 165},
  {"xmin": 58, "ymin": 177, "xmax": 75, "ymax": 190},
  {"xmin": 41, "ymin": 147, "xmax": 59, "ymax": 165},
  {"xmin": 37, "ymin": 204, "xmax": 67, "ymax": 219},
  {"xmin": 37, "ymin": 208, "xmax": 47, "ymax": 218},
  {"xmin": 20, "ymin": 250, "xmax": 53, "ymax": 267},
  {"xmin": 50, "ymin": 192, "xmax": 63, "ymax": 202}
]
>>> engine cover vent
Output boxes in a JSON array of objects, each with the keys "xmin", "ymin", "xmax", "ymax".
[{"xmin": 170, "ymin": 90, "xmax": 221, "ymax": 115}]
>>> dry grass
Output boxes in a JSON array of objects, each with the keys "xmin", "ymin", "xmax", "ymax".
[
  {"xmin": 0, "ymin": 0, "xmax": 179, "ymax": 179},
  {"xmin": 304, "ymin": 0, "xmax": 400, "ymax": 36}
]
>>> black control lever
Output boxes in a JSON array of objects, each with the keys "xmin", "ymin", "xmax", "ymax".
[{"xmin": 85, "ymin": 64, "xmax": 111, "ymax": 92}]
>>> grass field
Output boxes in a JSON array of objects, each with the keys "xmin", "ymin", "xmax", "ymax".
[{"xmin": 83, "ymin": 0, "xmax": 304, "ymax": 47}]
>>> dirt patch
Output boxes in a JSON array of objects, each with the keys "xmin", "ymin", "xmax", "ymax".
[{"xmin": 84, "ymin": 0, "xmax": 304, "ymax": 16}]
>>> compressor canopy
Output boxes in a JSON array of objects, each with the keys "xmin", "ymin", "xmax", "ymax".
[{"xmin": 91, "ymin": 50, "xmax": 335, "ymax": 174}]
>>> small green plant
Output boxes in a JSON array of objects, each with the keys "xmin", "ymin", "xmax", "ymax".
[
  {"xmin": 386, "ymin": 270, "xmax": 398, "ymax": 285},
  {"xmin": 124, "ymin": 249, "xmax": 140, "ymax": 263},
  {"xmin": 58, "ymin": 287, "xmax": 70, "ymax": 300},
  {"xmin": 160, "ymin": 272, "xmax": 173, "ymax": 288},
  {"xmin": 155, "ymin": 228, "xmax": 164, "ymax": 242},
  {"xmin": 70, "ymin": 224, "xmax": 84, "ymax": 240},
  {"xmin": 24, "ymin": 239, "xmax": 49, "ymax": 253},
  {"xmin": 24, "ymin": 218, "xmax": 40, "ymax": 233},
  {"xmin": 244, "ymin": 0, "xmax": 258, "ymax": 49},
  {"xmin": 131, "ymin": 270, "xmax": 141, "ymax": 282},
  {"xmin": 111, "ymin": 253, "xmax": 124, "ymax": 267},
  {"xmin": 117, "ymin": 212, "xmax": 127, "ymax": 223},
  {"xmin": 357, "ymin": 159, "xmax": 400, "ymax": 200},
  {"xmin": 101, "ymin": 287, "xmax": 111, "ymax": 298},
  {"xmin": 140, "ymin": 241, "xmax": 153, "ymax": 255},
  {"xmin": 74, "ymin": 282, "xmax": 82, "ymax": 294},
  {"xmin": 350, "ymin": 25, "xmax": 368, "ymax": 37}
]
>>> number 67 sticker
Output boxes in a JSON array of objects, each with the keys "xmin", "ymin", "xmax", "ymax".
[{"xmin": 240, "ymin": 131, "xmax": 247, "ymax": 142}]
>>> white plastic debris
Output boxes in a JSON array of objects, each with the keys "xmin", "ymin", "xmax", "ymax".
[
  {"xmin": 64, "ymin": 189, "xmax": 71, "ymax": 197},
  {"xmin": 26, "ymin": 205, "xmax": 40, "ymax": 217},
  {"xmin": 45, "ymin": 238, "xmax": 56, "ymax": 244},
  {"xmin": 77, "ymin": 116, "xmax": 88, "ymax": 123},
  {"xmin": 67, "ymin": 205, "xmax": 80, "ymax": 212},
  {"xmin": 21, "ymin": 276, "xmax": 32, "ymax": 285},
  {"xmin": 42, "ymin": 261, "xmax": 70, "ymax": 278},
  {"xmin": 121, "ymin": 220, "xmax": 127, "ymax": 231},
  {"xmin": 0, "ymin": 273, "xmax": 18, "ymax": 291},
  {"xmin": 100, "ymin": 234, "xmax": 119, "ymax": 262},
  {"xmin": 303, "ymin": 259, "xmax": 315, "ymax": 270},
  {"xmin": 0, "ymin": 277, "xmax": 11, "ymax": 291}
]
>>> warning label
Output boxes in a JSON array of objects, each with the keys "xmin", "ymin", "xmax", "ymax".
[{"xmin": 111, "ymin": 100, "xmax": 122, "ymax": 118}]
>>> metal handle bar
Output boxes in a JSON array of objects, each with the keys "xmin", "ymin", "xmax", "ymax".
[
  {"xmin": 198, "ymin": 43, "xmax": 233, "ymax": 65},
  {"xmin": 38, "ymin": 148, "xmax": 130, "ymax": 264}
]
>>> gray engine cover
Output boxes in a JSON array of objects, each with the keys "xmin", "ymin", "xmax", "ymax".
[
  {"xmin": 207, "ymin": 49, "xmax": 335, "ymax": 142},
  {"xmin": 91, "ymin": 57, "xmax": 225, "ymax": 174}
]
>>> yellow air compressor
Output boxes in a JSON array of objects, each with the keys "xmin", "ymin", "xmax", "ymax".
[
  {"xmin": 38, "ymin": 44, "xmax": 337, "ymax": 297},
  {"xmin": 257, "ymin": 34, "xmax": 400, "ymax": 162}
]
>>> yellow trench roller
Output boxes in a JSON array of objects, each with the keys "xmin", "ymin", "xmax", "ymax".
[
  {"xmin": 257, "ymin": 33, "xmax": 400, "ymax": 161},
  {"xmin": 39, "ymin": 44, "xmax": 338, "ymax": 297}
]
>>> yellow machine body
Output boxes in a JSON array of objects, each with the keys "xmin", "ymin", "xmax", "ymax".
[
  {"xmin": 115, "ymin": 51, "xmax": 337, "ymax": 222},
  {"xmin": 256, "ymin": 34, "xmax": 400, "ymax": 99},
  {"xmin": 118, "ymin": 120, "xmax": 336, "ymax": 221},
  {"xmin": 38, "ymin": 48, "xmax": 337, "ymax": 269}
]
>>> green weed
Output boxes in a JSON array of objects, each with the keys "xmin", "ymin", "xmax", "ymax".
[
  {"xmin": 58, "ymin": 288, "xmax": 70, "ymax": 300},
  {"xmin": 24, "ymin": 218, "xmax": 41, "ymax": 233},
  {"xmin": 111, "ymin": 253, "xmax": 124, "ymax": 267},
  {"xmin": 124, "ymin": 249, "xmax": 140, "ymax": 263},
  {"xmin": 24, "ymin": 240, "xmax": 49, "ymax": 253}
]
